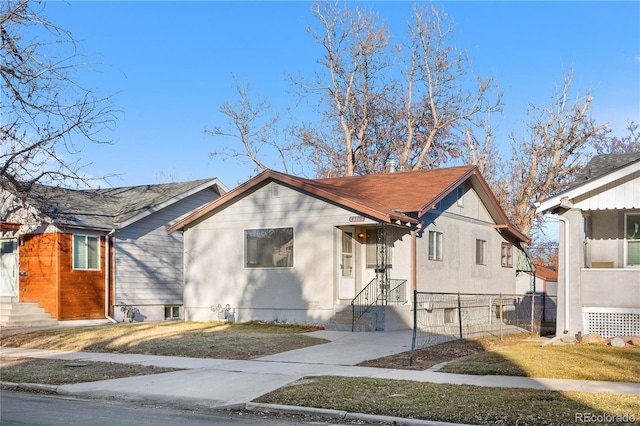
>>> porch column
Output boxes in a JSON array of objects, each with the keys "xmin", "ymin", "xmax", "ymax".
[{"xmin": 556, "ymin": 208, "xmax": 584, "ymax": 337}]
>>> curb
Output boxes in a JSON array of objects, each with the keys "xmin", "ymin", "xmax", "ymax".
[
  {"xmin": 245, "ymin": 402, "xmax": 472, "ymax": 426},
  {"xmin": 1, "ymin": 381, "xmax": 58, "ymax": 393},
  {"xmin": 2, "ymin": 382, "xmax": 471, "ymax": 426}
]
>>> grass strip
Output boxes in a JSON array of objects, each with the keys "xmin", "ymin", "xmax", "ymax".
[
  {"xmin": 255, "ymin": 376, "xmax": 640, "ymax": 425},
  {"xmin": 0, "ymin": 355, "xmax": 178, "ymax": 385},
  {"xmin": 0, "ymin": 321, "xmax": 326, "ymax": 359},
  {"xmin": 440, "ymin": 342, "xmax": 640, "ymax": 383}
]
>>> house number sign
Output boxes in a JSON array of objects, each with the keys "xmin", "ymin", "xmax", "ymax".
[{"xmin": 349, "ymin": 216, "xmax": 365, "ymax": 222}]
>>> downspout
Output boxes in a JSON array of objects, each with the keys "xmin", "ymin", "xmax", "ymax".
[
  {"xmin": 545, "ymin": 214, "xmax": 569, "ymax": 334},
  {"xmin": 105, "ymin": 229, "xmax": 118, "ymax": 323},
  {"xmin": 409, "ymin": 220, "xmax": 423, "ymax": 366},
  {"xmin": 411, "ymin": 221, "xmax": 423, "ymax": 293}
]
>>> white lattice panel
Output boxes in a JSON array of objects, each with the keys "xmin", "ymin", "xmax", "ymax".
[{"xmin": 583, "ymin": 307, "xmax": 640, "ymax": 338}]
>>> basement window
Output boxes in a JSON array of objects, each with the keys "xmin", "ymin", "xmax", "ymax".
[
  {"xmin": 444, "ymin": 308, "xmax": 456, "ymax": 324},
  {"xmin": 164, "ymin": 306, "xmax": 180, "ymax": 320}
]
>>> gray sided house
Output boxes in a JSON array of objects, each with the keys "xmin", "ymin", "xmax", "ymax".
[
  {"xmin": 536, "ymin": 153, "xmax": 640, "ymax": 339},
  {"xmin": 0, "ymin": 178, "xmax": 227, "ymax": 323},
  {"xmin": 169, "ymin": 166, "xmax": 529, "ymax": 329}
]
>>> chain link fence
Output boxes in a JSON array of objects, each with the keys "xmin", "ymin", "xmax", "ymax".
[{"xmin": 410, "ymin": 291, "xmax": 557, "ymax": 363}]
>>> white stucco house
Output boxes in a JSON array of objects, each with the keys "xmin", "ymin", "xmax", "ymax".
[
  {"xmin": 536, "ymin": 153, "xmax": 640, "ymax": 338},
  {"xmin": 169, "ymin": 166, "xmax": 529, "ymax": 329}
]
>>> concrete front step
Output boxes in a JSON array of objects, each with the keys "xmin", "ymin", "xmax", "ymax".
[
  {"xmin": 0, "ymin": 302, "xmax": 57, "ymax": 327},
  {"xmin": 0, "ymin": 302, "xmax": 46, "ymax": 312},
  {"xmin": 326, "ymin": 304, "xmax": 413, "ymax": 332},
  {"xmin": 326, "ymin": 307, "xmax": 382, "ymax": 332}
]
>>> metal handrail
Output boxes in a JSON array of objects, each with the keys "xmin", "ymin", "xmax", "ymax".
[{"xmin": 351, "ymin": 278, "xmax": 407, "ymax": 331}]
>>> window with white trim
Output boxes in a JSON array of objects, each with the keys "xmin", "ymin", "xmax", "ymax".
[
  {"xmin": 501, "ymin": 243, "xmax": 513, "ymax": 268},
  {"xmin": 626, "ymin": 214, "xmax": 640, "ymax": 266},
  {"xmin": 457, "ymin": 187, "xmax": 464, "ymax": 207},
  {"xmin": 245, "ymin": 227, "xmax": 294, "ymax": 268},
  {"xmin": 476, "ymin": 239, "xmax": 487, "ymax": 266},
  {"xmin": 73, "ymin": 234, "xmax": 100, "ymax": 270},
  {"xmin": 444, "ymin": 308, "xmax": 456, "ymax": 324},
  {"xmin": 165, "ymin": 306, "xmax": 180, "ymax": 320},
  {"xmin": 428, "ymin": 230, "xmax": 443, "ymax": 261}
]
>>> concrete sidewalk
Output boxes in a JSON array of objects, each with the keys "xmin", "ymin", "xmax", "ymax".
[{"xmin": 2, "ymin": 330, "xmax": 640, "ymax": 424}]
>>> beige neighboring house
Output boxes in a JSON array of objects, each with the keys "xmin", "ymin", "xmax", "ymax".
[
  {"xmin": 536, "ymin": 153, "xmax": 640, "ymax": 339},
  {"xmin": 169, "ymin": 165, "xmax": 530, "ymax": 329}
]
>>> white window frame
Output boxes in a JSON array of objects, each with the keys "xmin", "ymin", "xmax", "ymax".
[
  {"xmin": 457, "ymin": 187, "xmax": 464, "ymax": 207},
  {"xmin": 244, "ymin": 227, "xmax": 294, "ymax": 269},
  {"xmin": 164, "ymin": 305, "xmax": 180, "ymax": 320},
  {"xmin": 476, "ymin": 239, "xmax": 487, "ymax": 266},
  {"xmin": 444, "ymin": 308, "xmax": 456, "ymax": 324},
  {"xmin": 72, "ymin": 234, "xmax": 100, "ymax": 271},
  {"xmin": 501, "ymin": 243, "xmax": 513, "ymax": 268},
  {"xmin": 428, "ymin": 230, "xmax": 443, "ymax": 261},
  {"xmin": 625, "ymin": 213, "xmax": 640, "ymax": 267}
]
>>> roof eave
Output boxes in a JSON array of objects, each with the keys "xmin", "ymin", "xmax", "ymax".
[
  {"xmin": 536, "ymin": 160, "xmax": 640, "ymax": 213},
  {"xmin": 168, "ymin": 171, "xmax": 419, "ymax": 233},
  {"xmin": 417, "ymin": 166, "xmax": 530, "ymax": 243},
  {"xmin": 118, "ymin": 178, "xmax": 226, "ymax": 229}
]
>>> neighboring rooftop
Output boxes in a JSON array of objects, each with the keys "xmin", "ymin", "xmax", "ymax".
[
  {"xmin": 533, "ymin": 264, "xmax": 558, "ymax": 282},
  {"xmin": 569, "ymin": 152, "xmax": 640, "ymax": 190},
  {"xmin": 27, "ymin": 179, "xmax": 221, "ymax": 230}
]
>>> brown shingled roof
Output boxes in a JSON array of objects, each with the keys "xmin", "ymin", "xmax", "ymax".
[
  {"xmin": 310, "ymin": 165, "xmax": 474, "ymax": 214},
  {"xmin": 169, "ymin": 166, "xmax": 529, "ymax": 243},
  {"xmin": 533, "ymin": 264, "xmax": 558, "ymax": 282}
]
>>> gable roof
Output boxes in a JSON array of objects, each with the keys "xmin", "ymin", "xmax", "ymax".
[
  {"xmin": 169, "ymin": 166, "xmax": 529, "ymax": 243},
  {"xmin": 27, "ymin": 178, "xmax": 227, "ymax": 231},
  {"xmin": 536, "ymin": 152, "xmax": 640, "ymax": 213}
]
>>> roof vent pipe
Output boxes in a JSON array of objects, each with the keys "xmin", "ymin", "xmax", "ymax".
[{"xmin": 389, "ymin": 159, "xmax": 397, "ymax": 173}]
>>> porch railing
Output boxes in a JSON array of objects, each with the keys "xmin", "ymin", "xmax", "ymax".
[{"xmin": 351, "ymin": 278, "xmax": 407, "ymax": 331}]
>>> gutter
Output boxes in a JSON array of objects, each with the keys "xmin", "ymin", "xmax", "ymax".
[{"xmin": 545, "ymin": 213, "xmax": 570, "ymax": 334}]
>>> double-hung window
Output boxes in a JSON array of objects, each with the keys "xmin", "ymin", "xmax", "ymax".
[
  {"xmin": 476, "ymin": 239, "xmax": 487, "ymax": 266},
  {"xmin": 428, "ymin": 230, "xmax": 443, "ymax": 261},
  {"xmin": 626, "ymin": 214, "xmax": 640, "ymax": 266},
  {"xmin": 73, "ymin": 235, "xmax": 100, "ymax": 270},
  {"xmin": 501, "ymin": 243, "xmax": 513, "ymax": 268},
  {"xmin": 245, "ymin": 227, "xmax": 294, "ymax": 268}
]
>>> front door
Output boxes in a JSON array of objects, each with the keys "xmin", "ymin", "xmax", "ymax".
[
  {"xmin": 0, "ymin": 239, "xmax": 19, "ymax": 300},
  {"xmin": 338, "ymin": 227, "xmax": 356, "ymax": 299}
]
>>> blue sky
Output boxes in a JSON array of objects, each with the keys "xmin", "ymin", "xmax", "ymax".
[{"xmin": 41, "ymin": 1, "xmax": 640, "ymax": 189}]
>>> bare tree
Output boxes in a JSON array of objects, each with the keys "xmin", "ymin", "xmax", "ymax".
[
  {"xmin": 208, "ymin": 3, "xmax": 500, "ymax": 178},
  {"xmin": 593, "ymin": 121, "xmax": 640, "ymax": 154},
  {"xmin": 1, "ymin": 0, "xmax": 118, "ymax": 198},
  {"xmin": 396, "ymin": 4, "xmax": 501, "ymax": 173},
  {"xmin": 494, "ymin": 71, "xmax": 610, "ymax": 237},
  {"xmin": 462, "ymin": 107, "xmax": 501, "ymax": 185},
  {"xmin": 298, "ymin": 1, "xmax": 392, "ymax": 176},
  {"xmin": 205, "ymin": 77, "xmax": 299, "ymax": 175},
  {"xmin": 528, "ymin": 240, "xmax": 559, "ymax": 270},
  {"xmin": 294, "ymin": 2, "xmax": 502, "ymax": 177}
]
